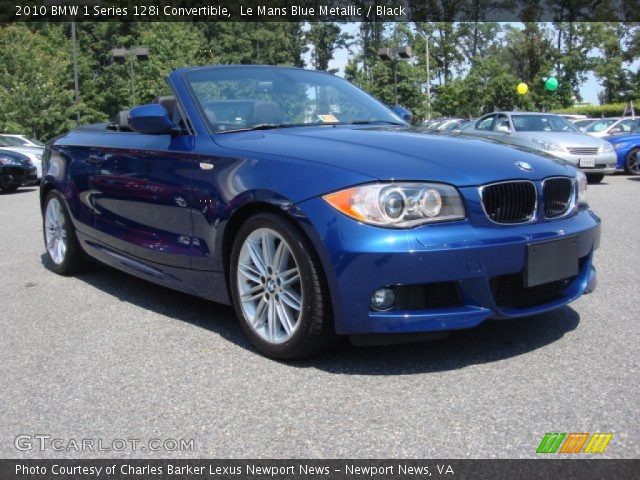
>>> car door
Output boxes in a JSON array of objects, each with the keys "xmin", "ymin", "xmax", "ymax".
[{"xmin": 91, "ymin": 130, "xmax": 195, "ymax": 269}]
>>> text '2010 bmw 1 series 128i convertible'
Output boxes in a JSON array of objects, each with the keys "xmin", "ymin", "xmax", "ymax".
[{"xmin": 40, "ymin": 65, "xmax": 600, "ymax": 359}]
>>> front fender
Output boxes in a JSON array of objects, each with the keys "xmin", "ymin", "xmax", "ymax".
[{"xmin": 190, "ymin": 150, "xmax": 373, "ymax": 272}]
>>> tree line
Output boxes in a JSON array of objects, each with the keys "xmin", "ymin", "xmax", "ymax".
[{"xmin": 0, "ymin": 21, "xmax": 638, "ymax": 141}]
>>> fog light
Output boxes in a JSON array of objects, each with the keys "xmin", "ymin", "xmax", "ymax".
[{"xmin": 370, "ymin": 288, "xmax": 396, "ymax": 311}]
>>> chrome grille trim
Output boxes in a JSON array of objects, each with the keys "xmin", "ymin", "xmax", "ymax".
[
  {"xmin": 479, "ymin": 180, "xmax": 537, "ymax": 225},
  {"xmin": 567, "ymin": 147, "xmax": 598, "ymax": 155}
]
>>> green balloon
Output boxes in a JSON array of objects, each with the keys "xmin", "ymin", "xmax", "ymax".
[{"xmin": 545, "ymin": 77, "xmax": 558, "ymax": 91}]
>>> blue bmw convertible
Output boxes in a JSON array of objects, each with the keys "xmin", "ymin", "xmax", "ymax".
[{"xmin": 40, "ymin": 65, "xmax": 600, "ymax": 359}]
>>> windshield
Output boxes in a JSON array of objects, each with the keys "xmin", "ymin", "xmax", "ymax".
[
  {"xmin": 511, "ymin": 115, "xmax": 579, "ymax": 133},
  {"xmin": 0, "ymin": 135, "xmax": 25, "ymax": 146},
  {"xmin": 586, "ymin": 119, "xmax": 618, "ymax": 132},
  {"xmin": 184, "ymin": 66, "xmax": 404, "ymax": 133}
]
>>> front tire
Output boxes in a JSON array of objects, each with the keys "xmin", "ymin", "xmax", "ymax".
[
  {"xmin": 229, "ymin": 212, "xmax": 336, "ymax": 359},
  {"xmin": 43, "ymin": 190, "xmax": 91, "ymax": 275},
  {"xmin": 586, "ymin": 173, "xmax": 605, "ymax": 184},
  {"xmin": 624, "ymin": 148, "xmax": 640, "ymax": 175}
]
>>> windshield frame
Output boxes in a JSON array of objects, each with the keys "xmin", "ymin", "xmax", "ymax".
[
  {"xmin": 511, "ymin": 114, "xmax": 580, "ymax": 133},
  {"xmin": 182, "ymin": 65, "xmax": 405, "ymax": 134}
]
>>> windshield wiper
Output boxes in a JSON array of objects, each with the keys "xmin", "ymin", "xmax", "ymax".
[
  {"xmin": 218, "ymin": 120, "xmax": 405, "ymax": 134},
  {"xmin": 218, "ymin": 123, "xmax": 289, "ymax": 134},
  {"xmin": 347, "ymin": 120, "xmax": 406, "ymax": 126}
]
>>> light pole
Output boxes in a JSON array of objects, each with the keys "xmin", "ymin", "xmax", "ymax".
[
  {"xmin": 71, "ymin": 21, "xmax": 80, "ymax": 123},
  {"xmin": 111, "ymin": 47, "xmax": 150, "ymax": 106},
  {"xmin": 415, "ymin": 30, "xmax": 431, "ymax": 117},
  {"xmin": 377, "ymin": 45, "xmax": 412, "ymax": 105}
]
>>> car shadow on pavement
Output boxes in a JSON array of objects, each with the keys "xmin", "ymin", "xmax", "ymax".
[
  {"xmin": 0, "ymin": 187, "xmax": 37, "ymax": 195},
  {"xmin": 297, "ymin": 307, "xmax": 580, "ymax": 375},
  {"xmin": 42, "ymin": 254, "xmax": 581, "ymax": 375},
  {"xmin": 41, "ymin": 254, "xmax": 248, "ymax": 349}
]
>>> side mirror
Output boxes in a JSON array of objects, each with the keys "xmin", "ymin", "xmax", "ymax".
[
  {"xmin": 495, "ymin": 124, "xmax": 510, "ymax": 134},
  {"xmin": 129, "ymin": 104, "xmax": 175, "ymax": 134},
  {"xmin": 609, "ymin": 127, "xmax": 622, "ymax": 134},
  {"xmin": 391, "ymin": 105, "xmax": 413, "ymax": 123}
]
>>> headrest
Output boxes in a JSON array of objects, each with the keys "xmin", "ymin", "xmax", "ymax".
[
  {"xmin": 251, "ymin": 101, "xmax": 283, "ymax": 126},
  {"xmin": 153, "ymin": 96, "xmax": 177, "ymax": 120},
  {"xmin": 114, "ymin": 110, "xmax": 130, "ymax": 131}
]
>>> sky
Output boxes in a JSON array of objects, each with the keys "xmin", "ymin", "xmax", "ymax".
[{"xmin": 305, "ymin": 23, "xmax": 603, "ymax": 105}]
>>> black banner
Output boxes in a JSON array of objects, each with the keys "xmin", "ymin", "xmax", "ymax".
[
  {"xmin": 1, "ymin": 459, "xmax": 639, "ymax": 480},
  {"xmin": 4, "ymin": 0, "xmax": 640, "ymax": 22}
]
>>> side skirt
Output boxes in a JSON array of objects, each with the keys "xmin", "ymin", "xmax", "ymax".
[{"xmin": 76, "ymin": 232, "xmax": 231, "ymax": 305}]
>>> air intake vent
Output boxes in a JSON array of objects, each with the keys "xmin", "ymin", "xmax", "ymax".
[
  {"xmin": 394, "ymin": 282, "xmax": 463, "ymax": 310},
  {"xmin": 481, "ymin": 181, "xmax": 537, "ymax": 224},
  {"xmin": 543, "ymin": 177, "xmax": 574, "ymax": 218}
]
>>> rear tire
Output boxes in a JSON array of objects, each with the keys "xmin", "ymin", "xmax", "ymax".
[
  {"xmin": 586, "ymin": 173, "xmax": 605, "ymax": 184},
  {"xmin": 229, "ymin": 212, "xmax": 337, "ymax": 359},
  {"xmin": 624, "ymin": 148, "xmax": 640, "ymax": 175},
  {"xmin": 43, "ymin": 190, "xmax": 92, "ymax": 275}
]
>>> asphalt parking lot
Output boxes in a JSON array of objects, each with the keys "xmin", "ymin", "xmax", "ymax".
[{"xmin": 1, "ymin": 175, "xmax": 638, "ymax": 459}]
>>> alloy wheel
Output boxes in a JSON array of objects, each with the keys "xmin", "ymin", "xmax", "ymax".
[
  {"xmin": 44, "ymin": 197, "xmax": 68, "ymax": 265},
  {"xmin": 236, "ymin": 228, "xmax": 303, "ymax": 344},
  {"xmin": 627, "ymin": 151, "xmax": 640, "ymax": 175}
]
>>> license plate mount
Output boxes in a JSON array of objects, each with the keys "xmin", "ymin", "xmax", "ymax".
[
  {"xmin": 524, "ymin": 236, "xmax": 579, "ymax": 288},
  {"xmin": 579, "ymin": 157, "xmax": 596, "ymax": 168}
]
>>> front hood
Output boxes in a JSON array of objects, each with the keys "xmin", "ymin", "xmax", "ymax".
[
  {"xmin": 215, "ymin": 126, "xmax": 575, "ymax": 186},
  {"xmin": 515, "ymin": 131, "xmax": 605, "ymax": 148},
  {"xmin": 0, "ymin": 149, "xmax": 31, "ymax": 166}
]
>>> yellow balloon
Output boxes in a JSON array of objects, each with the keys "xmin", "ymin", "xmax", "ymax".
[{"xmin": 517, "ymin": 83, "xmax": 528, "ymax": 95}]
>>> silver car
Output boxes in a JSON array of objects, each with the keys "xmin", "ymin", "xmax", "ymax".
[{"xmin": 462, "ymin": 112, "xmax": 616, "ymax": 182}]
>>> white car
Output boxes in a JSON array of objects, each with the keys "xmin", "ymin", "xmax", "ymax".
[
  {"xmin": 0, "ymin": 134, "xmax": 44, "ymax": 148},
  {"xmin": 585, "ymin": 117, "xmax": 640, "ymax": 137},
  {"xmin": 0, "ymin": 136, "xmax": 44, "ymax": 179}
]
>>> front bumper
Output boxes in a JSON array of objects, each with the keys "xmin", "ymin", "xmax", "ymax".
[
  {"xmin": 0, "ymin": 166, "xmax": 37, "ymax": 188},
  {"xmin": 296, "ymin": 198, "xmax": 600, "ymax": 335},
  {"xmin": 550, "ymin": 150, "xmax": 616, "ymax": 175}
]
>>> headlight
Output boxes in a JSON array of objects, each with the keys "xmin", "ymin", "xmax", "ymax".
[
  {"xmin": 601, "ymin": 141, "xmax": 614, "ymax": 153},
  {"xmin": 0, "ymin": 155, "xmax": 20, "ymax": 166},
  {"xmin": 531, "ymin": 138, "xmax": 564, "ymax": 152},
  {"xmin": 576, "ymin": 171, "xmax": 588, "ymax": 205},
  {"xmin": 323, "ymin": 182, "xmax": 466, "ymax": 228}
]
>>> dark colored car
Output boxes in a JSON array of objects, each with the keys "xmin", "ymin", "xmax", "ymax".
[
  {"xmin": 0, "ymin": 149, "xmax": 37, "ymax": 192},
  {"xmin": 40, "ymin": 65, "xmax": 600, "ymax": 359}
]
